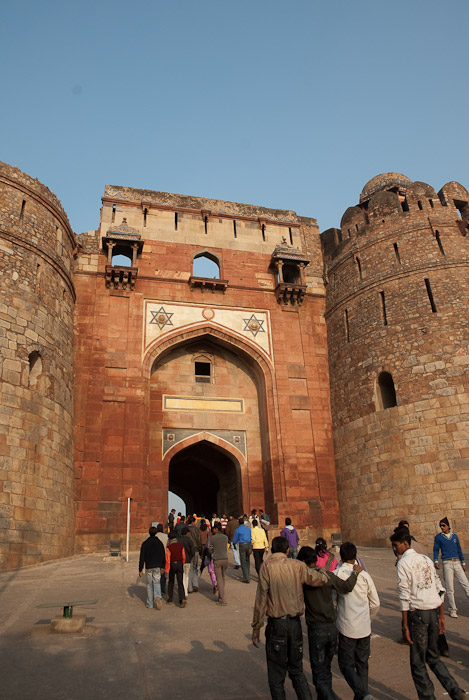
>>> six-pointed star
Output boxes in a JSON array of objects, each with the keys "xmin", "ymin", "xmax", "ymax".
[
  {"xmin": 150, "ymin": 307, "xmax": 174, "ymax": 330},
  {"xmin": 243, "ymin": 314, "xmax": 265, "ymax": 337}
]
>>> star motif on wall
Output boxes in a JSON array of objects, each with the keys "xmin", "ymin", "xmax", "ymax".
[
  {"xmin": 150, "ymin": 307, "xmax": 174, "ymax": 330},
  {"xmin": 243, "ymin": 314, "xmax": 265, "ymax": 338}
]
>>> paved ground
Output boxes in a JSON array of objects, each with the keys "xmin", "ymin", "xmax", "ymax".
[{"xmin": 0, "ymin": 546, "xmax": 468, "ymax": 700}]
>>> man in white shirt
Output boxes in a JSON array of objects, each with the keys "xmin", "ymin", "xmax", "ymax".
[
  {"xmin": 335, "ymin": 542, "xmax": 379, "ymax": 700},
  {"xmin": 390, "ymin": 529, "xmax": 466, "ymax": 700}
]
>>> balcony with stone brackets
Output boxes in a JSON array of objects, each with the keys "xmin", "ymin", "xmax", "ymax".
[
  {"xmin": 102, "ymin": 218, "xmax": 144, "ymax": 291},
  {"xmin": 271, "ymin": 237, "xmax": 310, "ymax": 306}
]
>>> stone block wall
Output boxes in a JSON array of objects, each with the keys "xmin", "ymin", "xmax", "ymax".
[
  {"xmin": 0, "ymin": 162, "xmax": 75, "ymax": 568},
  {"xmin": 322, "ymin": 173, "xmax": 469, "ymax": 546}
]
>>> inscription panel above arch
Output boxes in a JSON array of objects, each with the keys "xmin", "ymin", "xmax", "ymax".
[
  {"xmin": 143, "ymin": 300, "xmax": 272, "ymax": 359},
  {"xmin": 162, "ymin": 428, "xmax": 246, "ymax": 458}
]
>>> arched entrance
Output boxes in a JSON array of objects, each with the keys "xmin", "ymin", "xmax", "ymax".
[{"xmin": 168, "ymin": 439, "xmax": 242, "ymax": 516}]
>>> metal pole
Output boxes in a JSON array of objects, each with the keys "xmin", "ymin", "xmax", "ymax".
[{"xmin": 126, "ymin": 497, "xmax": 131, "ymax": 562}]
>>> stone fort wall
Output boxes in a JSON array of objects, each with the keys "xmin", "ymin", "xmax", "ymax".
[
  {"xmin": 0, "ymin": 162, "xmax": 76, "ymax": 568},
  {"xmin": 322, "ymin": 173, "xmax": 469, "ymax": 546}
]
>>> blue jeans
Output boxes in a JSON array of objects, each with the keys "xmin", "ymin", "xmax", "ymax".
[
  {"xmin": 409, "ymin": 608, "xmax": 462, "ymax": 699},
  {"xmin": 308, "ymin": 623, "xmax": 340, "ymax": 700},
  {"xmin": 146, "ymin": 567, "xmax": 162, "ymax": 608},
  {"xmin": 265, "ymin": 616, "xmax": 312, "ymax": 700},
  {"xmin": 288, "ymin": 548, "xmax": 298, "ymax": 559}
]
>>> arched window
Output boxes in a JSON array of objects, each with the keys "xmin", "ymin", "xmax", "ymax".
[
  {"xmin": 376, "ymin": 371, "xmax": 397, "ymax": 410},
  {"xmin": 192, "ymin": 253, "xmax": 220, "ymax": 279},
  {"xmin": 112, "ymin": 249, "xmax": 132, "ymax": 267},
  {"xmin": 28, "ymin": 351, "xmax": 43, "ymax": 387}
]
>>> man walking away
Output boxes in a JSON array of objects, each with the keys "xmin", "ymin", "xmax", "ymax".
[
  {"xmin": 280, "ymin": 518, "xmax": 300, "ymax": 559},
  {"xmin": 232, "ymin": 516, "xmax": 252, "ymax": 583},
  {"xmin": 210, "ymin": 522, "xmax": 229, "ymax": 605},
  {"xmin": 391, "ymin": 529, "xmax": 466, "ymax": 700},
  {"xmin": 252, "ymin": 535, "xmax": 329, "ymax": 700},
  {"xmin": 138, "ymin": 526, "xmax": 165, "ymax": 610},
  {"xmin": 167, "ymin": 533, "xmax": 186, "ymax": 608},
  {"xmin": 178, "ymin": 526, "xmax": 195, "ymax": 598},
  {"xmin": 335, "ymin": 542, "xmax": 379, "ymax": 700},
  {"xmin": 433, "ymin": 516, "xmax": 469, "ymax": 618},
  {"xmin": 187, "ymin": 516, "xmax": 202, "ymax": 592},
  {"xmin": 225, "ymin": 515, "xmax": 241, "ymax": 569},
  {"xmin": 156, "ymin": 523, "xmax": 168, "ymax": 596},
  {"xmin": 298, "ymin": 545, "xmax": 361, "ymax": 700},
  {"xmin": 251, "ymin": 519, "xmax": 269, "ymax": 575}
]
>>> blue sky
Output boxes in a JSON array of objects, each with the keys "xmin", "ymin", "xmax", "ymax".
[{"xmin": 1, "ymin": 0, "xmax": 468, "ymax": 235}]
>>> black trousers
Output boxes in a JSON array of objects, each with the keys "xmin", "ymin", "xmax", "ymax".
[
  {"xmin": 265, "ymin": 616, "xmax": 312, "ymax": 700},
  {"xmin": 253, "ymin": 548, "xmax": 265, "ymax": 575},
  {"xmin": 338, "ymin": 632, "xmax": 370, "ymax": 700},
  {"xmin": 168, "ymin": 562, "xmax": 184, "ymax": 604},
  {"xmin": 238, "ymin": 542, "xmax": 251, "ymax": 581},
  {"xmin": 308, "ymin": 623, "xmax": 340, "ymax": 700},
  {"xmin": 409, "ymin": 608, "xmax": 462, "ymax": 700}
]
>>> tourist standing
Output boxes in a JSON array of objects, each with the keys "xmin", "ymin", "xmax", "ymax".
[
  {"xmin": 187, "ymin": 516, "xmax": 202, "ymax": 593},
  {"xmin": 167, "ymin": 533, "xmax": 186, "ymax": 607},
  {"xmin": 433, "ymin": 517, "xmax": 469, "ymax": 618},
  {"xmin": 156, "ymin": 523, "xmax": 168, "ymax": 596},
  {"xmin": 315, "ymin": 537, "xmax": 338, "ymax": 571}
]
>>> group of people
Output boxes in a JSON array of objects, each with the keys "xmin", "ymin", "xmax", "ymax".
[
  {"xmin": 139, "ymin": 511, "xmax": 469, "ymax": 700},
  {"xmin": 252, "ymin": 516, "xmax": 468, "ymax": 700},
  {"xmin": 139, "ymin": 508, "xmax": 273, "ymax": 608}
]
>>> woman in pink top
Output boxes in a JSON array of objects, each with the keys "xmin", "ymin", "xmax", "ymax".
[{"xmin": 315, "ymin": 537, "xmax": 338, "ymax": 571}]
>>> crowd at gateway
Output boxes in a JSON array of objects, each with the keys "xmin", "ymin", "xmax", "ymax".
[{"xmin": 138, "ymin": 510, "xmax": 469, "ymax": 700}]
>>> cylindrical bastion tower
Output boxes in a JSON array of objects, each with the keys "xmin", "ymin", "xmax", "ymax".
[
  {"xmin": 322, "ymin": 173, "xmax": 469, "ymax": 546},
  {"xmin": 0, "ymin": 162, "xmax": 75, "ymax": 569}
]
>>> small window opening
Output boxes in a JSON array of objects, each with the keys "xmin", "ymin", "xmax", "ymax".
[
  {"xmin": 282, "ymin": 264, "xmax": 299, "ymax": 284},
  {"xmin": 175, "ymin": 212, "xmax": 178, "ymax": 231},
  {"xmin": 19, "ymin": 199, "xmax": 26, "ymax": 222},
  {"xmin": 344, "ymin": 309, "xmax": 350, "ymax": 343},
  {"xmin": 355, "ymin": 256, "xmax": 362, "ymax": 280},
  {"xmin": 424, "ymin": 278, "xmax": 437, "ymax": 312},
  {"xmin": 435, "ymin": 231, "xmax": 445, "ymax": 256},
  {"xmin": 204, "ymin": 216, "xmax": 208, "ymax": 234},
  {"xmin": 143, "ymin": 208, "xmax": 148, "ymax": 227},
  {"xmin": 454, "ymin": 199, "xmax": 469, "ymax": 220},
  {"xmin": 380, "ymin": 291, "xmax": 388, "ymax": 326},
  {"xmin": 233, "ymin": 220, "xmax": 237, "ymax": 238},
  {"xmin": 193, "ymin": 253, "xmax": 220, "ymax": 279},
  {"xmin": 112, "ymin": 250, "xmax": 132, "ymax": 267},
  {"xmin": 377, "ymin": 371, "xmax": 397, "ymax": 410},
  {"xmin": 195, "ymin": 361, "xmax": 211, "ymax": 383},
  {"xmin": 401, "ymin": 199, "xmax": 409, "ymax": 212},
  {"xmin": 261, "ymin": 224, "xmax": 266, "ymax": 241},
  {"xmin": 111, "ymin": 204, "xmax": 116, "ymax": 223},
  {"xmin": 355, "ymin": 224, "xmax": 359, "ymax": 232},
  {"xmin": 393, "ymin": 242, "xmax": 401, "ymax": 264},
  {"xmin": 337, "ymin": 229, "xmax": 343, "ymax": 243},
  {"xmin": 347, "ymin": 228, "xmax": 351, "ymax": 238},
  {"xmin": 28, "ymin": 351, "xmax": 43, "ymax": 387},
  {"xmin": 289, "ymin": 227, "xmax": 293, "ymax": 245},
  {"xmin": 418, "ymin": 200, "xmax": 423, "ymax": 210},
  {"xmin": 429, "ymin": 199, "xmax": 434, "ymax": 208}
]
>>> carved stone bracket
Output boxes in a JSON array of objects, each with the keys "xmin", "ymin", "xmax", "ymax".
[
  {"xmin": 189, "ymin": 276, "xmax": 228, "ymax": 293},
  {"xmin": 105, "ymin": 265, "xmax": 138, "ymax": 290},
  {"xmin": 275, "ymin": 282, "xmax": 307, "ymax": 306}
]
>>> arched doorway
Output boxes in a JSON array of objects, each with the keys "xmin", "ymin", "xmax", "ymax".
[{"xmin": 168, "ymin": 439, "xmax": 242, "ymax": 516}]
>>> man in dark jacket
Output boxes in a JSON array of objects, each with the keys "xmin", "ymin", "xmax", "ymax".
[
  {"xmin": 139, "ymin": 526, "xmax": 166, "ymax": 610},
  {"xmin": 297, "ymin": 546, "xmax": 362, "ymax": 700}
]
